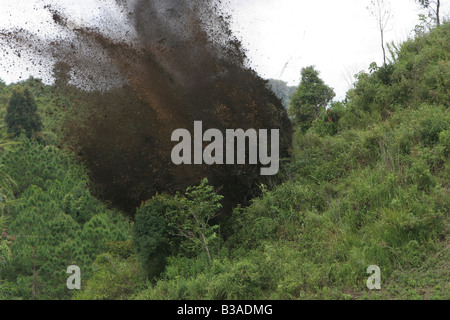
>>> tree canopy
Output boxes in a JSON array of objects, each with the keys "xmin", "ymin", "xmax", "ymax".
[
  {"xmin": 289, "ymin": 66, "xmax": 335, "ymax": 132},
  {"xmin": 5, "ymin": 87, "xmax": 42, "ymax": 139}
]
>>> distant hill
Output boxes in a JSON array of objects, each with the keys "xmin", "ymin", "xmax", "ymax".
[{"xmin": 267, "ymin": 78, "xmax": 297, "ymax": 109}]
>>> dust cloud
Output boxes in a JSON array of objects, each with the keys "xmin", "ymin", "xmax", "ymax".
[{"xmin": 0, "ymin": 0, "xmax": 292, "ymax": 216}]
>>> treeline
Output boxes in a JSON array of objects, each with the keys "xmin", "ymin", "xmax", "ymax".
[{"xmin": 0, "ymin": 79, "xmax": 133, "ymax": 299}]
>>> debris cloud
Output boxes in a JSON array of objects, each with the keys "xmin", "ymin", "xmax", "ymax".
[{"xmin": 0, "ymin": 0, "xmax": 292, "ymax": 215}]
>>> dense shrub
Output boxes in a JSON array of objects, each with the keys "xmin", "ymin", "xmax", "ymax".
[{"xmin": 133, "ymin": 199, "xmax": 171, "ymax": 280}]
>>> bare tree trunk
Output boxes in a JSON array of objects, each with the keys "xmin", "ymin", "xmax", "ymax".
[
  {"xmin": 369, "ymin": 0, "xmax": 391, "ymax": 66},
  {"xmin": 381, "ymin": 30, "xmax": 386, "ymax": 66},
  {"xmin": 436, "ymin": 0, "xmax": 441, "ymax": 26},
  {"xmin": 201, "ymin": 232, "xmax": 212, "ymax": 264}
]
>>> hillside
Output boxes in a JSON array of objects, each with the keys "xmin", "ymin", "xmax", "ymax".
[{"xmin": 0, "ymin": 22, "xmax": 449, "ymax": 300}]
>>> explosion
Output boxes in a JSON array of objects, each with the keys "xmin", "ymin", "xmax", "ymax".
[{"xmin": 0, "ymin": 0, "xmax": 292, "ymax": 215}]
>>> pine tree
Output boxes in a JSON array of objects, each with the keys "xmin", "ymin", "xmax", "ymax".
[
  {"xmin": 5, "ymin": 87, "xmax": 42, "ymax": 138},
  {"xmin": 289, "ymin": 66, "xmax": 335, "ymax": 132}
]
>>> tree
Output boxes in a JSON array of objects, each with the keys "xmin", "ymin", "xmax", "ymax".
[
  {"xmin": 368, "ymin": 0, "xmax": 393, "ymax": 66},
  {"xmin": 133, "ymin": 199, "xmax": 171, "ymax": 279},
  {"xmin": 167, "ymin": 178, "xmax": 223, "ymax": 264},
  {"xmin": 5, "ymin": 87, "xmax": 42, "ymax": 138},
  {"xmin": 416, "ymin": 0, "xmax": 441, "ymax": 26},
  {"xmin": 289, "ymin": 66, "xmax": 335, "ymax": 132}
]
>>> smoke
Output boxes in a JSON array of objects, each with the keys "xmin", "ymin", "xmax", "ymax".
[{"xmin": 0, "ymin": 0, "xmax": 292, "ymax": 216}]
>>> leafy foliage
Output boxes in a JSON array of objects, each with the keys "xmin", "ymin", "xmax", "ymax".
[
  {"xmin": 0, "ymin": 19, "xmax": 449, "ymax": 301},
  {"xmin": 0, "ymin": 138, "xmax": 132, "ymax": 300},
  {"xmin": 127, "ymin": 22, "xmax": 449, "ymax": 300},
  {"xmin": 5, "ymin": 87, "xmax": 42, "ymax": 139},
  {"xmin": 133, "ymin": 199, "xmax": 172, "ymax": 280},
  {"xmin": 73, "ymin": 245, "xmax": 142, "ymax": 300},
  {"xmin": 289, "ymin": 66, "xmax": 335, "ymax": 132},
  {"xmin": 166, "ymin": 179, "xmax": 223, "ymax": 263},
  {"xmin": 133, "ymin": 178, "xmax": 223, "ymax": 272}
]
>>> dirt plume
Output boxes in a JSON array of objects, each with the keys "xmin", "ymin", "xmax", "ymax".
[{"xmin": 1, "ymin": 0, "xmax": 292, "ymax": 216}]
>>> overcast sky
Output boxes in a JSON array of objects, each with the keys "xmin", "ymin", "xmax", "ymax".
[
  {"xmin": 225, "ymin": 0, "xmax": 449, "ymax": 99},
  {"xmin": 0, "ymin": 0, "xmax": 448, "ymax": 99}
]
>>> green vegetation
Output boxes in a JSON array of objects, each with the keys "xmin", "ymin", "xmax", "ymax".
[
  {"xmin": 0, "ymin": 21, "xmax": 448, "ymax": 300},
  {"xmin": 5, "ymin": 87, "xmax": 42, "ymax": 139},
  {"xmin": 0, "ymin": 137, "xmax": 132, "ymax": 299},
  {"xmin": 289, "ymin": 66, "xmax": 336, "ymax": 132}
]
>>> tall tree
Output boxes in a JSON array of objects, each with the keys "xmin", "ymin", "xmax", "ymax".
[
  {"xmin": 368, "ymin": 0, "xmax": 393, "ymax": 66},
  {"xmin": 289, "ymin": 66, "xmax": 335, "ymax": 132},
  {"xmin": 5, "ymin": 87, "xmax": 42, "ymax": 138},
  {"xmin": 166, "ymin": 178, "xmax": 223, "ymax": 264},
  {"xmin": 416, "ymin": 0, "xmax": 441, "ymax": 26}
]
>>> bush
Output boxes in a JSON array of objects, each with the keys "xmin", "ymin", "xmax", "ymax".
[
  {"xmin": 133, "ymin": 199, "xmax": 171, "ymax": 280},
  {"xmin": 73, "ymin": 252, "xmax": 142, "ymax": 300}
]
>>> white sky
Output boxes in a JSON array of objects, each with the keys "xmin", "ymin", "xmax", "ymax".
[
  {"xmin": 225, "ymin": 0, "xmax": 450, "ymax": 99},
  {"xmin": 0, "ymin": 0, "xmax": 449, "ymax": 99}
]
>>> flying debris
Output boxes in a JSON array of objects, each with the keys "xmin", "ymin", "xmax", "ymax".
[{"xmin": 0, "ymin": 0, "xmax": 292, "ymax": 216}]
